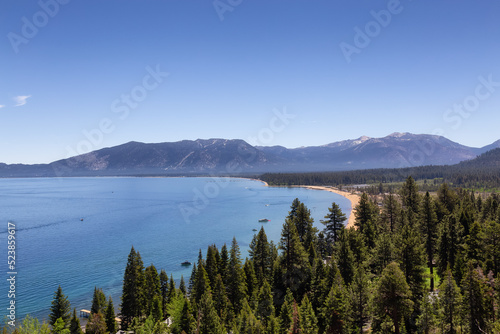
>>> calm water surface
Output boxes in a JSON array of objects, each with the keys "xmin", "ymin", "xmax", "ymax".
[{"xmin": 0, "ymin": 177, "xmax": 350, "ymax": 320}]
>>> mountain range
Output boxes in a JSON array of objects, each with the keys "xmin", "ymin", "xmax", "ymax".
[{"xmin": 1, "ymin": 133, "xmax": 499, "ymax": 177}]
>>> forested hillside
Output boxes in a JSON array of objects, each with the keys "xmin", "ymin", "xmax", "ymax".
[{"xmin": 261, "ymin": 148, "xmax": 500, "ymax": 191}]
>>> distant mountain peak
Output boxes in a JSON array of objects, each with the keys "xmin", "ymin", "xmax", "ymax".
[{"xmin": 387, "ymin": 132, "xmax": 409, "ymax": 138}]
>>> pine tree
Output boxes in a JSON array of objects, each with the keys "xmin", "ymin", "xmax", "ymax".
[
  {"xmin": 52, "ymin": 318, "xmax": 70, "ymax": 334},
  {"xmin": 354, "ymin": 193, "xmax": 378, "ymax": 248},
  {"xmin": 219, "ymin": 243, "xmax": 229, "ymax": 286},
  {"xmin": 69, "ymin": 309, "xmax": 83, "ymax": 334},
  {"xmin": 236, "ymin": 298, "xmax": 265, "ymax": 334},
  {"xmin": 159, "ymin": 269, "xmax": 169, "ymax": 317},
  {"xmin": 421, "ymin": 191, "xmax": 438, "ymax": 291},
  {"xmin": 205, "ymin": 244, "xmax": 220, "ymax": 286},
  {"xmin": 243, "ymin": 259, "xmax": 258, "ymax": 307},
  {"xmin": 252, "ymin": 226, "xmax": 273, "ymax": 284},
  {"xmin": 370, "ymin": 231, "xmax": 395, "ymax": 275},
  {"xmin": 167, "ymin": 274, "xmax": 177, "ymax": 305},
  {"xmin": 178, "ymin": 296, "xmax": 196, "ymax": 334},
  {"xmin": 193, "ymin": 263, "xmax": 211, "ymax": 304},
  {"xmin": 212, "ymin": 273, "xmax": 230, "ymax": 329},
  {"xmin": 416, "ymin": 293, "xmax": 438, "ymax": 334},
  {"xmin": 256, "ymin": 279, "xmax": 275, "ymax": 325},
  {"xmin": 321, "ymin": 202, "xmax": 347, "ymax": 244},
  {"xmin": 227, "ymin": 237, "xmax": 247, "ymax": 310},
  {"xmin": 335, "ymin": 228, "xmax": 355, "ymax": 285},
  {"xmin": 85, "ymin": 312, "xmax": 107, "ymax": 334},
  {"xmin": 400, "ymin": 176, "xmax": 421, "ymax": 226},
  {"xmin": 299, "ymin": 295, "xmax": 318, "ymax": 334},
  {"xmin": 90, "ymin": 287, "xmax": 107, "ymax": 315},
  {"xmin": 438, "ymin": 270, "xmax": 462, "ymax": 334},
  {"xmin": 382, "ymin": 192, "xmax": 401, "ymax": 232},
  {"xmin": 150, "ymin": 295, "xmax": 163, "ymax": 323},
  {"xmin": 279, "ymin": 217, "xmax": 310, "ymax": 298},
  {"xmin": 293, "ymin": 202, "xmax": 316, "ymax": 246},
  {"xmin": 105, "ymin": 297, "xmax": 118, "ymax": 334},
  {"xmin": 462, "ymin": 262, "xmax": 492, "ymax": 334},
  {"xmin": 188, "ymin": 263, "xmax": 197, "ymax": 296},
  {"xmin": 49, "ymin": 285, "xmax": 71, "ymax": 327},
  {"xmin": 348, "ymin": 265, "xmax": 370, "ymax": 334},
  {"xmin": 321, "ymin": 278, "xmax": 347, "ymax": 334},
  {"xmin": 144, "ymin": 264, "xmax": 161, "ymax": 315},
  {"xmin": 197, "ymin": 291, "xmax": 225, "ymax": 334},
  {"xmin": 16, "ymin": 315, "xmax": 51, "ymax": 334},
  {"xmin": 437, "ymin": 215, "xmax": 460, "ymax": 278},
  {"xmin": 372, "ymin": 262, "xmax": 413, "ymax": 334},
  {"xmin": 120, "ymin": 246, "xmax": 145, "ymax": 328},
  {"xmin": 179, "ymin": 275, "xmax": 187, "ymax": 296},
  {"xmin": 279, "ymin": 289, "xmax": 295, "ymax": 334}
]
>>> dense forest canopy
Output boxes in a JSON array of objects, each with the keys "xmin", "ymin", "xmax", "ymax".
[{"xmin": 260, "ymin": 148, "xmax": 500, "ymax": 192}]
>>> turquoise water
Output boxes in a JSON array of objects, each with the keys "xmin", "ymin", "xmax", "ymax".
[{"xmin": 0, "ymin": 177, "xmax": 350, "ymax": 321}]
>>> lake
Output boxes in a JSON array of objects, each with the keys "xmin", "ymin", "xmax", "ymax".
[{"xmin": 0, "ymin": 177, "xmax": 350, "ymax": 321}]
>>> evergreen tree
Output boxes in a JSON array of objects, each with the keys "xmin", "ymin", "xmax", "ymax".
[
  {"xmin": 279, "ymin": 217, "xmax": 310, "ymax": 298},
  {"xmin": 257, "ymin": 279, "xmax": 275, "ymax": 326},
  {"xmin": 159, "ymin": 269, "xmax": 169, "ymax": 317},
  {"xmin": 192, "ymin": 263, "xmax": 211, "ymax": 304},
  {"xmin": 372, "ymin": 262, "xmax": 413, "ymax": 334},
  {"xmin": 437, "ymin": 183, "xmax": 457, "ymax": 215},
  {"xmin": 227, "ymin": 237, "xmax": 247, "ymax": 311},
  {"xmin": 105, "ymin": 297, "xmax": 118, "ymax": 334},
  {"xmin": 252, "ymin": 227, "xmax": 273, "ymax": 284},
  {"xmin": 382, "ymin": 192, "xmax": 401, "ymax": 232},
  {"xmin": 49, "ymin": 285, "xmax": 71, "ymax": 327},
  {"xmin": 293, "ymin": 201, "xmax": 316, "ymax": 247},
  {"xmin": 421, "ymin": 191, "xmax": 438, "ymax": 291},
  {"xmin": 179, "ymin": 275, "xmax": 187, "ymax": 296},
  {"xmin": 243, "ymin": 258, "xmax": 258, "ymax": 307},
  {"xmin": 348, "ymin": 265, "xmax": 370, "ymax": 334},
  {"xmin": 150, "ymin": 295, "xmax": 163, "ymax": 324},
  {"xmin": 370, "ymin": 231, "xmax": 395, "ymax": 275},
  {"xmin": 212, "ymin": 273, "xmax": 230, "ymax": 329},
  {"xmin": 438, "ymin": 269, "xmax": 462, "ymax": 334},
  {"xmin": 354, "ymin": 193, "xmax": 378, "ymax": 248},
  {"xmin": 90, "ymin": 287, "xmax": 107, "ymax": 315},
  {"xmin": 279, "ymin": 289, "xmax": 295, "ymax": 334},
  {"xmin": 205, "ymin": 244, "xmax": 220, "ymax": 286},
  {"xmin": 219, "ymin": 243, "xmax": 230, "ymax": 286},
  {"xmin": 52, "ymin": 318, "xmax": 70, "ymax": 334},
  {"xmin": 321, "ymin": 202, "xmax": 347, "ymax": 245},
  {"xmin": 400, "ymin": 176, "xmax": 421, "ymax": 226},
  {"xmin": 462, "ymin": 262, "xmax": 492, "ymax": 334},
  {"xmin": 178, "ymin": 296, "xmax": 196, "ymax": 334},
  {"xmin": 144, "ymin": 264, "xmax": 161, "ymax": 315},
  {"xmin": 69, "ymin": 308, "xmax": 83, "ymax": 334},
  {"xmin": 167, "ymin": 274, "xmax": 177, "ymax": 305},
  {"xmin": 321, "ymin": 278, "xmax": 347, "ymax": 334},
  {"xmin": 300, "ymin": 295, "xmax": 318, "ymax": 334},
  {"xmin": 437, "ymin": 215, "xmax": 460, "ymax": 278},
  {"xmin": 85, "ymin": 312, "xmax": 107, "ymax": 334},
  {"xmin": 120, "ymin": 246, "xmax": 145, "ymax": 328},
  {"xmin": 188, "ymin": 263, "xmax": 197, "ymax": 296},
  {"xmin": 236, "ymin": 298, "xmax": 265, "ymax": 334},
  {"xmin": 197, "ymin": 291, "xmax": 225, "ymax": 334},
  {"xmin": 335, "ymin": 228, "xmax": 355, "ymax": 285},
  {"xmin": 416, "ymin": 293, "xmax": 438, "ymax": 334}
]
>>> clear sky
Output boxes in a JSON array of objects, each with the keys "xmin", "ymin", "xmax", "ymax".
[{"xmin": 2, "ymin": 0, "xmax": 500, "ymax": 164}]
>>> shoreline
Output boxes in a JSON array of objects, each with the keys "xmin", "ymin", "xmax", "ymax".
[{"xmin": 260, "ymin": 182, "xmax": 359, "ymax": 229}]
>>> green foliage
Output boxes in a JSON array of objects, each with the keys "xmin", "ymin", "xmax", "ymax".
[
  {"xmin": 197, "ymin": 291, "xmax": 225, "ymax": 334},
  {"xmin": 299, "ymin": 295, "xmax": 318, "ymax": 334},
  {"xmin": 438, "ymin": 269, "xmax": 462, "ymax": 334},
  {"xmin": 16, "ymin": 315, "xmax": 51, "ymax": 334},
  {"xmin": 144, "ymin": 264, "xmax": 161, "ymax": 315},
  {"xmin": 49, "ymin": 286, "xmax": 71, "ymax": 327},
  {"xmin": 321, "ymin": 201, "xmax": 347, "ymax": 246},
  {"xmin": 120, "ymin": 246, "xmax": 145, "ymax": 328},
  {"xmin": 69, "ymin": 308, "xmax": 83, "ymax": 334},
  {"xmin": 84, "ymin": 312, "xmax": 107, "ymax": 334},
  {"xmin": 372, "ymin": 262, "xmax": 413, "ymax": 334},
  {"xmin": 52, "ymin": 318, "xmax": 70, "ymax": 334},
  {"xmin": 90, "ymin": 287, "xmax": 106, "ymax": 316},
  {"xmin": 104, "ymin": 298, "xmax": 118, "ymax": 334}
]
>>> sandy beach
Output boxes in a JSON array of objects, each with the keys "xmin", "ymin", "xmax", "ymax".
[
  {"xmin": 260, "ymin": 180, "xmax": 360, "ymax": 229},
  {"xmin": 297, "ymin": 186, "xmax": 360, "ymax": 229}
]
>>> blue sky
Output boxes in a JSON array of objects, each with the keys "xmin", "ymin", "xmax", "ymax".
[{"xmin": 1, "ymin": 1, "xmax": 500, "ymax": 164}]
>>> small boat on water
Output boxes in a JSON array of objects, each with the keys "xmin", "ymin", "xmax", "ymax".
[
  {"xmin": 252, "ymin": 229, "xmax": 258, "ymax": 231},
  {"xmin": 181, "ymin": 261, "xmax": 192, "ymax": 266},
  {"xmin": 258, "ymin": 218, "xmax": 270, "ymax": 222}
]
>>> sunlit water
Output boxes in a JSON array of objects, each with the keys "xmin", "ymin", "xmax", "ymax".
[{"xmin": 0, "ymin": 177, "xmax": 350, "ymax": 321}]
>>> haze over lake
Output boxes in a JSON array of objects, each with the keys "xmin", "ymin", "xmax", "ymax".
[{"xmin": 0, "ymin": 177, "xmax": 350, "ymax": 320}]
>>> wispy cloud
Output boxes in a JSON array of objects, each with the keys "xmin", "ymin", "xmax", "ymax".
[
  {"xmin": 13, "ymin": 95, "xmax": 31, "ymax": 107},
  {"xmin": 0, "ymin": 105, "xmax": 5, "ymax": 109}
]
